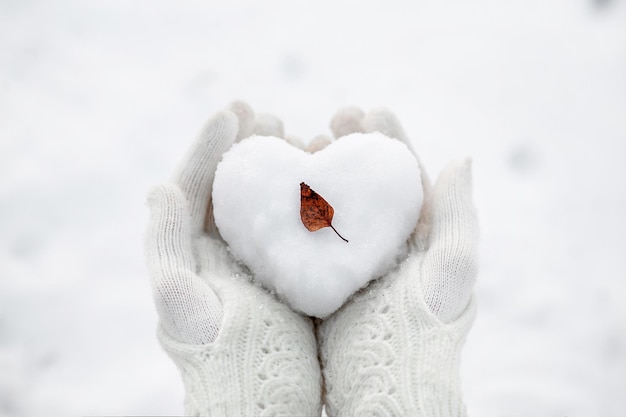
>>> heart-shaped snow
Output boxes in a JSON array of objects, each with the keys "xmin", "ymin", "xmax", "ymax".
[{"xmin": 212, "ymin": 132, "xmax": 423, "ymax": 317}]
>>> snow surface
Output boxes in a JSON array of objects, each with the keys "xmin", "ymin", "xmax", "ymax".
[
  {"xmin": 212, "ymin": 133, "xmax": 422, "ymax": 318},
  {"xmin": 1, "ymin": 0, "xmax": 625, "ymax": 415}
]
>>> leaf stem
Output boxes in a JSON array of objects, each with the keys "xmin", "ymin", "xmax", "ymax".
[{"xmin": 330, "ymin": 225, "xmax": 349, "ymax": 243}]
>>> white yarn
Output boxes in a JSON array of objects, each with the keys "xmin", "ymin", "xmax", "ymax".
[
  {"xmin": 145, "ymin": 103, "xmax": 322, "ymax": 415},
  {"xmin": 318, "ymin": 254, "xmax": 476, "ymax": 417},
  {"xmin": 147, "ymin": 184, "xmax": 322, "ymax": 416},
  {"xmin": 159, "ymin": 236, "xmax": 322, "ymax": 416},
  {"xmin": 329, "ymin": 107, "xmax": 476, "ymax": 324},
  {"xmin": 320, "ymin": 109, "xmax": 479, "ymax": 415},
  {"xmin": 421, "ymin": 159, "xmax": 479, "ymax": 323},
  {"xmin": 146, "ymin": 107, "xmax": 237, "ymax": 345},
  {"xmin": 171, "ymin": 111, "xmax": 239, "ymax": 235},
  {"xmin": 145, "ymin": 103, "xmax": 478, "ymax": 416}
]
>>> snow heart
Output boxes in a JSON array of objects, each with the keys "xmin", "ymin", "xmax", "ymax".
[{"xmin": 212, "ymin": 132, "xmax": 423, "ymax": 318}]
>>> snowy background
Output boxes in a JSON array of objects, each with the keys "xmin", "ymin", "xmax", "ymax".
[{"xmin": 1, "ymin": 0, "xmax": 625, "ymax": 415}]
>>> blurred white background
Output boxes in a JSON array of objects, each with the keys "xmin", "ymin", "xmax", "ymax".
[{"xmin": 1, "ymin": 0, "xmax": 625, "ymax": 415}]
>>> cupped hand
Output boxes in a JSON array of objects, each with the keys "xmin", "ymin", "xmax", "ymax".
[
  {"xmin": 318, "ymin": 107, "xmax": 479, "ymax": 416},
  {"xmin": 144, "ymin": 102, "xmax": 322, "ymax": 416}
]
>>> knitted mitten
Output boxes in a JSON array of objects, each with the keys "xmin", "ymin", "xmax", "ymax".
[
  {"xmin": 145, "ymin": 103, "xmax": 322, "ymax": 416},
  {"xmin": 153, "ymin": 229, "xmax": 321, "ymax": 416},
  {"xmin": 319, "ymin": 108, "xmax": 479, "ymax": 416}
]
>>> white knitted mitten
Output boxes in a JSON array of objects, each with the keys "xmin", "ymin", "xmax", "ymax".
[
  {"xmin": 318, "ymin": 108, "xmax": 479, "ymax": 416},
  {"xmin": 145, "ymin": 102, "xmax": 322, "ymax": 416}
]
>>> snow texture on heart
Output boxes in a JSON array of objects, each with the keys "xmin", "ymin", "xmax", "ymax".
[{"xmin": 212, "ymin": 133, "xmax": 422, "ymax": 318}]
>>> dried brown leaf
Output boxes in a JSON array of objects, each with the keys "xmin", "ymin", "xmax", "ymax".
[{"xmin": 300, "ymin": 182, "xmax": 348, "ymax": 243}]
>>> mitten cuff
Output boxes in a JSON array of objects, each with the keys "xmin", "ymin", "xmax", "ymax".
[
  {"xmin": 320, "ymin": 255, "xmax": 476, "ymax": 417},
  {"xmin": 157, "ymin": 273, "xmax": 323, "ymax": 417}
]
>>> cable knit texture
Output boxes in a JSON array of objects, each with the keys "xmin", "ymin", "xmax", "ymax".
[
  {"xmin": 145, "ymin": 103, "xmax": 322, "ymax": 416},
  {"xmin": 318, "ymin": 253, "xmax": 476, "ymax": 417},
  {"xmin": 320, "ymin": 109, "xmax": 479, "ymax": 416},
  {"xmin": 157, "ymin": 236, "xmax": 323, "ymax": 417},
  {"xmin": 146, "ymin": 103, "xmax": 477, "ymax": 416}
]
